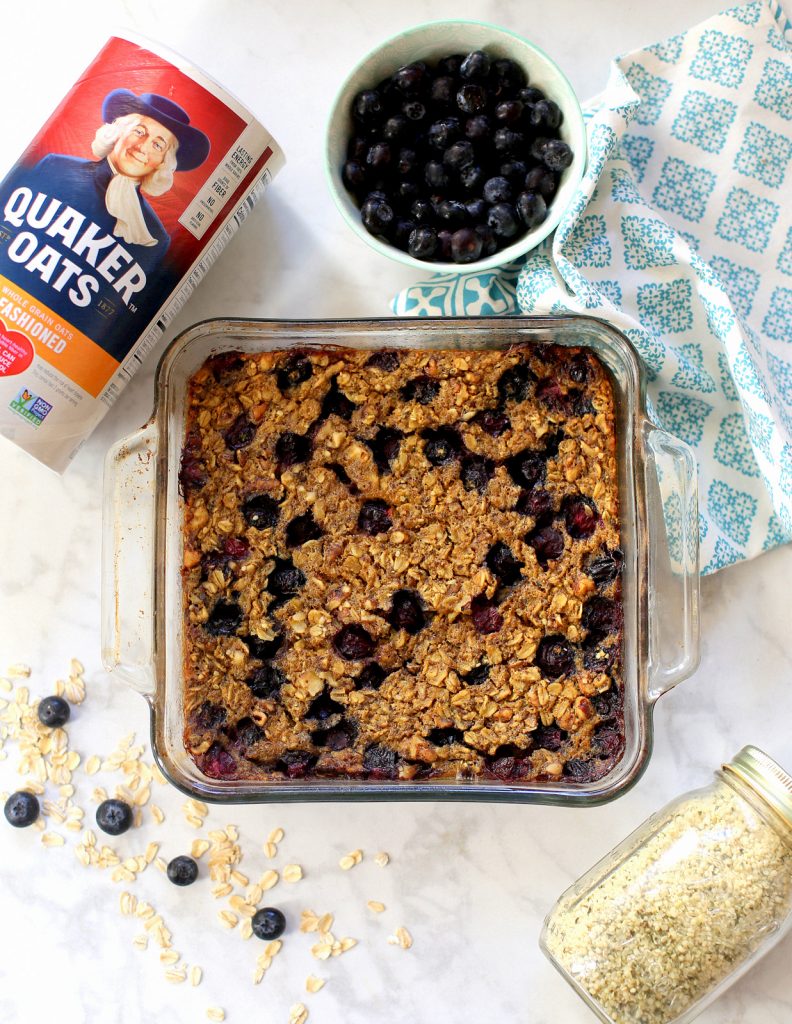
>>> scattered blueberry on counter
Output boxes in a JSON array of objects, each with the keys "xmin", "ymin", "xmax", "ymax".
[
  {"xmin": 343, "ymin": 50, "xmax": 574, "ymax": 263},
  {"xmin": 4, "ymin": 790, "xmax": 40, "ymax": 828},
  {"xmin": 166, "ymin": 855, "xmax": 199, "ymax": 886},
  {"xmin": 37, "ymin": 694, "xmax": 71, "ymax": 728},
  {"xmin": 251, "ymin": 906, "xmax": 286, "ymax": 940},
  {"xmin": 96, "ymin": 798, "xmax": 134, "ymax": 836}
]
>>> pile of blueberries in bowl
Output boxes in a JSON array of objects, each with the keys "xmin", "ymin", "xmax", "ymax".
[{"xmin": 327, "ymin": 25, "xmax": 585, "ymax": 272}]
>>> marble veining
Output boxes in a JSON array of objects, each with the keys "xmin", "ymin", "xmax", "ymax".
[{"xmin": 1, "ymin": 1, "xmax": 791, "ymax": 1022}]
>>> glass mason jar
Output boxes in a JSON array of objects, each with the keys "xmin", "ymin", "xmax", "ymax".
[{"xmin": 541, "ymin": 745, "xmax": 792, "ymax": 1024}]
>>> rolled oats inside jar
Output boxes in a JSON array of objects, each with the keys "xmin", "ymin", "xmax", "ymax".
[{"xmin": 541, "ymin": 745, "xmax": 792, "ymax": 1024}]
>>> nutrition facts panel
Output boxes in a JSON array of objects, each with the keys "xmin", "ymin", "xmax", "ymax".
[{"xmin": 178, "ymin": 121, "xmax": 274, "ymax": 240}]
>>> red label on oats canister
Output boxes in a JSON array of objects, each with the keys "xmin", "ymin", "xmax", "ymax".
[{"xmin": 0, "ymin": 32, "xmax": 284, "ymax": 471}]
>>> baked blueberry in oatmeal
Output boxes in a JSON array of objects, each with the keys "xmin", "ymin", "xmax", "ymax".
[{"xmin": 180, "ymin": 344, "xmax": 623, "ymax": 783}]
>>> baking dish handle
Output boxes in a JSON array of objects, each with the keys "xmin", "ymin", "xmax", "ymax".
[
  {"xmin": 644, "ymin": 424, "xmax": 701, "ymax": 702},
  {"xmin": 101, "ymin": 423, "xmax": 158, "ymax": 699}
]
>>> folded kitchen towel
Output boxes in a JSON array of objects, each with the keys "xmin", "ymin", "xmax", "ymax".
[{"xmin": 391, "ymin": 0, "xmax": 792, "ymax": 574}]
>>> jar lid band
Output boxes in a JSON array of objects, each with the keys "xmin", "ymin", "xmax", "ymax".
[{"xmin": 724, "ymin": 745, "xmax": 792, "ymax": 830}]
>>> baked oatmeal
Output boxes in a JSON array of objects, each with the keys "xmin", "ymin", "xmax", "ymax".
[{"xmin": 179, "ymin": 344, "xmax": 624, "ymax": 783}]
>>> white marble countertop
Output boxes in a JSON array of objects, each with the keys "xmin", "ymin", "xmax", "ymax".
[{"xmin": 1, "ymin": 1, "xmax": 791, "ymax": 1022}]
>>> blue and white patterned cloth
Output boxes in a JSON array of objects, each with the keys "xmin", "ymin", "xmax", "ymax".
[{"xmin": 392, "ymin": 0, "xmax": 792, "ymax": 573}]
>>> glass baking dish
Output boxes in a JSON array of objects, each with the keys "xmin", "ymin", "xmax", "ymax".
[{"xmin": 101, "ymin": 316, "xmax": 700, "ymax": 805}]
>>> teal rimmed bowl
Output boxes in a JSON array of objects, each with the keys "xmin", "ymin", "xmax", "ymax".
[{"xmin": 325, "ymin": 19, "xmax": 587, "ymax": 274}]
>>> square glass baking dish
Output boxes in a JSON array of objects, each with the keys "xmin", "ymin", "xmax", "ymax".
[{"xmin": 102, "ymin": 316, "xmax": 700, "ymax": 805}]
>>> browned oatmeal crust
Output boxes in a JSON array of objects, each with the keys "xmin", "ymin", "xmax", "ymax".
[{"xmin": 179, "ymin": 344, "xmax": 624, "ymax": 784}]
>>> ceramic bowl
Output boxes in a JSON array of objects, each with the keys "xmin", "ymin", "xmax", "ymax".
[{"xmin": 325, "ymin": 19, "xmax": 587, "ymax": 274}]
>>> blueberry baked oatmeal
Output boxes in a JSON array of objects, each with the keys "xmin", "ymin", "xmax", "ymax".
[{"xmin": 179, "ymin": 344, "xmax": 624, "ymax": 784}]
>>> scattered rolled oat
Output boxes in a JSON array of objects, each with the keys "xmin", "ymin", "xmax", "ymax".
[
  {"xmin": 260, "ymin": 869, "xmax": 279, "ymax": 891},
  {"xmin": 305, "ymin": 975, "xmax": 325, "ymax": 994},
  {"xmin": 160, "ymin": 949, "xmax": 181, "ymax": 966},
  {"xmin": 218, "ymin": 911, "xmax": 239, "ymax": 929},
  {"xmin": 7, "ymin": 663, "xmax": 32, "ymax": 678},
  {"xmin": 132, "ymin": 934, "xmax": 148, "ymax": 951},
  {"xmin": 388, "ymin": 927, "xmax": 413, "ymax": 950},
  {"xmin": 206, "ymin": 1010, "xmax": 225, "ymax": 1023},
  {"xmin": 367, "ymin": 900, "xmax": 386, "ymax": 913},
  {"xmin": 190, "ymin": 965, "xmax": 203, "ymax": 986},
  {"xmin": 268, "ymin": 827, "xmax": 285, "ymax": 844},
  {"xmin": 289, "ymin": 1003, "xmax": 309, "ymax": 1024},
  {"xmin": 339, "ymin": 849, "xmax": 363, "ymax": 870},
  {"xmin": 120, "ymin": 892, "xmax": 137, "ymax": 916},
  {"xmin": 165, "ymin": 966, "xmax": 187, "ymax": 984},
  {"xmin": 151, "ymin": 804, "xmax": 165, "ymax": 824},
  {"xmin": 84, "ymin": 756, "xmax": 101, "ymax": 776},
  {"xmin": 192, "ymin": 838, "xmax": 210, "ymax": 859},
  {"xmin": 283, "ymin": 864, "xmax": 303, "ymax": 883},
  {"xmin": 41, "ymin": 831, "xmax": 65, "ymax": 847},
  {"xmin": 373, "ymin": 851, "xmax": 390, "ymax": 867}
]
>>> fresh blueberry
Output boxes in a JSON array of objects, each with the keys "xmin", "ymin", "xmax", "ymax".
[
  {"xmin": 333, "ymin": 624, "xmax": 377, "ymax": 660},
  {"xmin": 398, "ymin": 148, "xmax": 419, "ymax": 176},
  {"xmin": 361, "ymin": 195, "xmax": 394, "ymax": 237},
  {"xmin": 341, "ymin": 159, "xmax": 367, "ymax": 192},
  {"xmin": 275, "ymin": 431, "xmax": 311, "ymax": 470},
  {"xmin": 487, "ymin": 202, "xmax": 520, "ymax": 239},
  {"xmin": 422, "ymin": 426, "xmax": 462, "ymax": 466},
  {"xmin": 4, "ymin": 791, "xmax": 39, "ymax": 828},
  {"xmin": 242, "ymin": 494, "xmax": 280, "ymax": 530},
  {"xmin": 37, "ymin": 695, "xmax": 70, "ymax": 728},
  {"xmin": 475, "ymin": 224, "xmax": 498, "ymax": 256},
  {"xmin": 167, "ymin": 855, "xmax": 198, "ymax": 886},
  {"xmin": 443, "ymin": 140, "xmax": 475, "ymax": 170},
  {"xmin": 410, "ymin": 198, "xmax": 434, "ymax": 224},
  {"xmin": 500, "ymin": 159, "xmax": 528, "ymax": 184},
  {"xmin": 352, "ymin": 89, "xmax": 383, "ymax": 126},
  {"xmin": 96, "ymin": 798, "xmax": 133, "ymax": 836},
  {"xmin": 465, "ymin": 197, "xmax": 489, "ymax": 222},
  {"xmin": 430, "ymin": 76, "xmax": 457, "ymax": 108},
  {"xmin": 527, "ymin": 525, "xmax": 565, "ymax": 567},
  {"xmin": 451, "ymin": 227, "xmax": 483, "ymax": 263},
  {"xmin": 205, "ymin": 600, "xmax": 243, "ymax": 637},
  {"xmin": 528, "ymin": 99, "xmax": 562, "ymax": 130},
  {"xmin": 408, "ymin": 225, "xmax": 438, "ymax": 259},
  {"xmin": 465, "ymin": 114, "xmax": 492, "ymax": 140},
  {"xmin": 458, "ymin": 164, "xmax": 486, "ymax": 193},
  {"xmin": 365, "ymin": 426, "xmax": 404, "ymax": 473},
  {"xmin": 492, "ymin": 58, "xmax": 526, "ymax": 90},
  {"xmin": 461, "ymin": 453, "xmax": 495, "ymax": 492},
  {"xmin": 524, "ymin": 166, "xmax": 558, "ymax": 198},
  {"xmin": 392, "ymin": 63, "xmax": 428, "ymax": 96},
  {"xmin": 251, "ymin": 907, "xmax": 286, "ymax": 941},
  {"xmin": 518, "ymin": 86, "xmax": 545, "ymax": 105},
  {"xmin": 437, "ymin": 199, "xmax": 467, "ymax": 226},
  {"xmin": 516, "ymin": 191, "xmax": 548, "ymax": 229},
  {"xmin": 493, "ymin": 128, "xmax": 524, "ymax": 155},
  {"xmin": 247, "ymin": 663, "xmax": 286, "ymax": 700},
  {"xmin": 366, "ymin": 141, "xmax": 392, "ymax": 172},
  {"xmin": 401, "ymin": 375, "xmax": 440, "ymax": 404},
  {"xmin": 470, "ymin": 593, "xmax": 504, "ymax": 634},
  {"xmin": 456, "ymin": 83, "xmax": 488, "ymax": 114},
  {"xmin": 358, "ymin": 499, "xmax": 392, "ymax": 535},
  {"xmin": 494, "ymin": 99, "xmax": 524, "ymax": 124},
  {"xmin": 542, "ymin": 139, "xmax": 573, "ymax": 172},
  {"xmin": 428, "ymin": 117, "xmax": 461, "ymax": 149},
  {"xmin": 485, "ymin": 541, "xmax": 524, "ymax": 586},
  {"xmin": 536, "ymin": 635, "xmax": 576, "ymax": 678},
  {"xmin": 438, "ymin": 54, "xmax": 465, "ymax": 76},
  {"xmin": 424, "ymin": 160, "xmax": 450, "ymax": 189},
  {"xmin": 460, "ymin": 50, "xmax": 491, "ymax": 80},
  {"xmin": 402, "ymin": 99, "xmax": 427, "ymax": 121},
  {"xmin": 382, "ymin": 114, "xmax": 409, "ymax": 140},
  {"xmin": 387, "ymin": 589, "xmax": 427, "ymax": 634},
  {"xmin": 483, "ymin": 176, "xmax": 513, "ymax": 203},
  {"xmin": 224, "ymin": 414, "xmax": 256, "ymax": 451}
]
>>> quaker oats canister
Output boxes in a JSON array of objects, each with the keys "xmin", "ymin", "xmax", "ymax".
[{"xmin": 0, "ymin": 32, "xmax": 284, "ymax": 472}]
